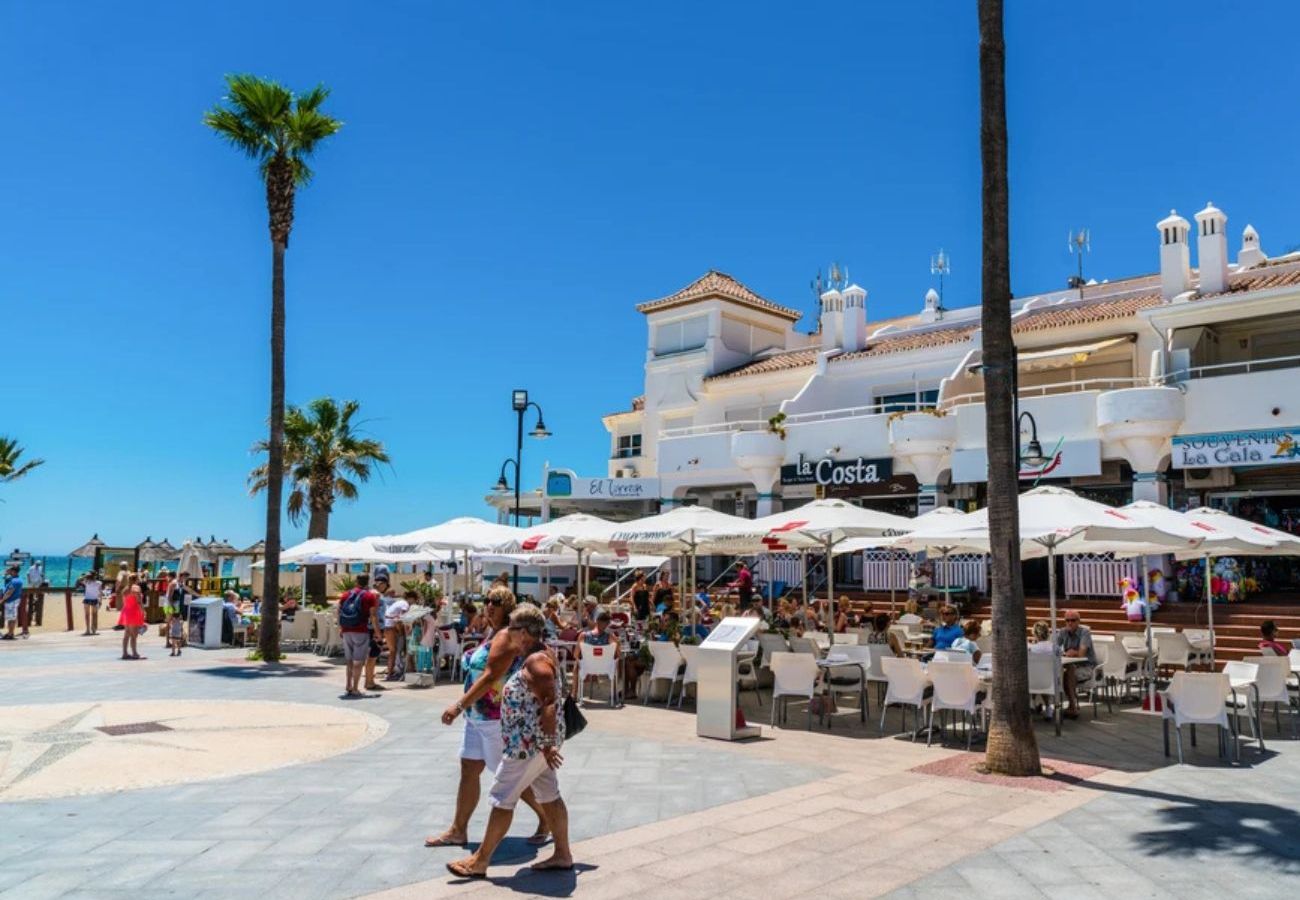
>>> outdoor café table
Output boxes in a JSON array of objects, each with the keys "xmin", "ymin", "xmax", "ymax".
[{"xmin": 816, "ymin": 654, "xmax": 867, "ymax": 725}]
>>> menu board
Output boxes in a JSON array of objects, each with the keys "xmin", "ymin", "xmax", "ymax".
[{"xmin": 701, "ymin": 617, "xmax": 759, "ymax": 651}]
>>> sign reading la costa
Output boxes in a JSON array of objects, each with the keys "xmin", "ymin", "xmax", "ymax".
[
  {"xmin": 781, "ymin": 454, "xmax": 893, "ymax": 487},
  {"xmin": 1172, "ymin": 428, "xmax": 1300, "ymax": 469}
]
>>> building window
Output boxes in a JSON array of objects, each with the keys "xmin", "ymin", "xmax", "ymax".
[
  {"xmin": 653, "ymin": 315, "xmax": 708, "ymax": 356},
  {"xmin": 615, "ymin": 433, "xmax": 642, "ymax": 459},
  {"xmin": 876, "ymin": 389, "xmax": 939, "ymax": 413}
]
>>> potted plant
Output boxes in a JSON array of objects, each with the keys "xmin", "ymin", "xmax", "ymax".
[{"xmin": 767, "ymin": 412, "xmax": 788, "ymax": 439}]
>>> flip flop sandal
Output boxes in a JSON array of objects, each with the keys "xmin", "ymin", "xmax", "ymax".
[
  {"xmin": 425, "ymin": 834, "xmax": 466, "ymax": 848},
  {"xmin": 445, "ymin": 861, "xmax": 486, "ymax": 879},
  {"xmin": 526, "ymin": 832, "xmax": 552, "ymax": 846}
]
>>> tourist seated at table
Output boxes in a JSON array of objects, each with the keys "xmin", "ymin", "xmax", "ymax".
[
  {"xmin": 772, "ymin": 599, "xmax": 794, "ymax": 630},
  {"xmin": 929, "ymin": 605, "xmax": 963, "ymax": 649},
  {"xmin": 652, "ymin": 570, "xmax": 675, "ymax": 615},
  {"xmin": 221, "ymin": 591, "xmax": 242, "ymax": 644},
  {"xmin": 949, "ymin": 619, "xmax": 982, "ymax": 665},
  {"xmin": 1057, "ymin": 610, "xmax": 1096, "ymax": 719},
  {"xmin": 581, "ymin": 596, "xmax": 598, "ymax": 628},
  {"xmin": 1029, "ymin": 620, "xmax": 1054, "ymax": 654},
  {"xmin": 1259, "ymin": 620, "xmax": 1289, "ymax": 656},
  {"xmin": 865, "ymin": 613, "xmax": 903, "ymax": 656},
  {"xmin": 573, "ymin": 607, "xmax": 620, "ymax": 700},
  {"xmin": 280, "ymin": 596, "xmax": 298, "ymax": 620},
  {"xmin": 542, "ymin": 599, "xmax": 562, "ymax": 636},
  {"xmin": 654, "ymin": 610, "xmax": 681, "ymax": 642},
  {"xmin": 834, "ymin": 599, "xmax": 850, "ymax": 634}
]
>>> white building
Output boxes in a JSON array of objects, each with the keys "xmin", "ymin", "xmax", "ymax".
[{"xmin": 592, "ymin": 203, "xmax": 1300, "ymax": 548}]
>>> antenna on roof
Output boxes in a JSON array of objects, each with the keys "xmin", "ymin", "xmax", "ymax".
[
  {"xmin": 1067, "ymin": 228, "xmax": 1091, "ymax": 297},
  {"xmin": 929, "ymin": 248, "xmax": 950, "ymax": 307}
]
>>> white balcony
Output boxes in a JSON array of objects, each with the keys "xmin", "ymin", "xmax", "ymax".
[{"xmin": 1177, "ymin": 359, "xmax": 1300, "ymax": 436}]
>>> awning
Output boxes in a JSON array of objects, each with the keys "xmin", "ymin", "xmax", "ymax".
[{"xmin": 964, "ymin": 335, "xmax": 1134, "ymax": 374}]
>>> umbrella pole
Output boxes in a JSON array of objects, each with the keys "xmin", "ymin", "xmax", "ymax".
[
  {"xmin": 800, "ymin": 549, "xmax": 807, "ymax": 611},
  {"xmin": 1049, "ymin": 544, "xmax": 1061, "ymax": 736},
  {"xmin": 1205, "ymin": 553, "xmax": 1215, "ymax": 670},
  {"xmin": 825, "ymin": 537, "xmax": 835, "ymax": 646},
  {"xmin": 1144, "ymin": 555, "xmax": 1156, "ymax": 710}
]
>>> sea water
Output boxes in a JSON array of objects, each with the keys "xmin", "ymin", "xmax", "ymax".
[{"xmin": 12, "ymin": 556, "xmax": 237, "ymax": 589}]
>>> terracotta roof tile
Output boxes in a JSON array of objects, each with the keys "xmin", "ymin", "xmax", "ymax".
[
  {"xmin": 834, "ymin": 324, "xmax": 979, "ymax": 362},
  {"xmin": 705, "ymin": 348, "xmax": 821, "ymax": 382},
  {"xmin": 1206, "ymin": 264, "xmax": 1300, "ymax": 297},
  {"xmin": 1011, "ymin": 293, "xmax": 1163, "ymax": 332},
  {"xmin": 636, "ymin": 271, "xmax": 803, "ymax": 321}
]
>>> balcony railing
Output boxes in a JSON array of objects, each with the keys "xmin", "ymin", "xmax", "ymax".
[
  {"xmin": 659, "ymin": 419, "xmax": 768, "ymax": 439},
  {"xmin": 1167, "ymin": 353, "xmax": 1300, "ymax": 380},
  {"xmin": 940, "ymin": 377, "xmax": 1149, "ymax": 409},
  {"xmin": 782, "ymin": 400, "xmax": 934, "ymax": 425}
]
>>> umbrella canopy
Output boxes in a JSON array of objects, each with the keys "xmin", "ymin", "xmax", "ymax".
[
  {"xmin": 1175, "ymin": 507, "xmax": 1300, "ymax": 559},
  {"xmin": 370, "ymin": 517, "xmax": 523, "ymax": 554},
  {"xmin": 206, "ymin": 536, "xmax": 240, "ymax": 555},
  {"xmin": 837, "ymin": 505, "xmax": 970, "ymax": 554},
  {"xmin": 277, "ymin": 538, "xmax": 445, "ymax": 565},
  {"xmin": 176, "ymin": 541, "xmax": 210, "ymax": 576},
  {"xmin": 1109, "ymin": 501, "xmax": 1283, "ymax": 559},
  {"xmin": 574, "ymin": 504, "xmax": 755, "ymax": 555},
  {"xmin": 242, "ymin": 539, "xmax": 266, "ymax": 556},
  {"xmin": 477, "ymin": 551, "xmax": 668, "ymax": 570},
  {"xmin": 68, "ymin": 534, "xmax": 107, "ymax": 558},
  {"xmin": 156, "ymin": 538, "xmax": 178, "ymax": 556},
  {"xmin": 494, "ymin": 513, "xmax": 617, "ymax": 554},
  {"xmin": 892, "ymin": 486, "xmax": 1205, "ymax": 557},
  {"xmin": 705, "ymin": 498, "xmax": 914, "ymax": 553}
]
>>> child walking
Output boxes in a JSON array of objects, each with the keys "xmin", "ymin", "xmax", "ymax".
[{"xmin": 167, "ymin": 612, "xmax": 185, "ymax": 656}]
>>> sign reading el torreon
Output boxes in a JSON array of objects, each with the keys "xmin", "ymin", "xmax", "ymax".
[
  {"xmin": 545, "ymin": 470, "xmax": 660, "ymax": 500},
  {"xmin": 1172, "ymin": 428, "xmax": 1300, "ymax": 469}
]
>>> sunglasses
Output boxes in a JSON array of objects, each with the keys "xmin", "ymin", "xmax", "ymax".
[{"xmin": 1065, "ymin": 618, "xmax": 1080, "ymax": 623}]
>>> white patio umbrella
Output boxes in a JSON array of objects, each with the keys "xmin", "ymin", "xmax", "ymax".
[
  {"xmin": 703, "ymin": 499, "xmax": 913, "ymax": 643},
  {"xmin": 837, "ymin": 506, "xmax": 973, "ymax": 613},
  {"xmin": 176, "ymin": 541, "xmax": 208, "ymax": 579},
  {"xmin": 893, "ymin": 486, "xmax": 1204, "ymax": 732},
  {"xmin": 493, "ymin": 513, "xmax": 618, "ymax": 600},
  {"xmin": 372, "ymin": 517, "xmax": 526, "ymax": 596},
  {"xmin": 574, "ymin": 505, "xmax": 755, "ymax": 630}
]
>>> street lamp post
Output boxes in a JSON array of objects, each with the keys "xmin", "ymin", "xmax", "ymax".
[{"xmin": 507, "ymin": 390, "xmax": 551, "ymax": 594}]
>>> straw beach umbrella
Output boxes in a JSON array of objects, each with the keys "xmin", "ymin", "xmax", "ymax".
[{"xmin": 68, "ymin": 534, "xmax": 107, "ymax": 558}]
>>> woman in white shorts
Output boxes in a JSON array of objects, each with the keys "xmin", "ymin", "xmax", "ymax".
[
  {"xmin": 448, "ymin": 603, "xmax": 571, "ymax": 878},
  {"xmin": 426, "ymin": 587, "xmax": 549, "ymax": 848}
]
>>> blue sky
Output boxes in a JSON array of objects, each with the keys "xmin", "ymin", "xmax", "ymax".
[{"xmin": 3, "ymin": 1, "xmax": 1299, "ymax": 553}]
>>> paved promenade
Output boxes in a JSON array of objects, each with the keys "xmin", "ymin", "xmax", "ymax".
[{"xmin": 1, "ymin": 632, "xmax": 1297, "ymax": 898}]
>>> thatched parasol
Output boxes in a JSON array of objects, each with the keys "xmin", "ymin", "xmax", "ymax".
[
  {"xmin": 69, "ymin": 534, "xmax": 107, "ymax": 558},
  {"xmin": 136, "ymin": 537, "xmax": 172, "ymax": 563}
]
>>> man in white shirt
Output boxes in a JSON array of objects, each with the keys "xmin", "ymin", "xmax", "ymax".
[{"xmin": 81, "ymin": 572, "xmax": 103, "ymax": 635}]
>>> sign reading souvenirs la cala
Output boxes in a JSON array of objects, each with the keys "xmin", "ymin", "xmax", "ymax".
[
  {"xmin": 781, "ymin": 454, "xmax": 894, "ymax": 487},
  {"xmin": 1171, "ymin": 428, "xmax": 1300, "ymax": 469}
]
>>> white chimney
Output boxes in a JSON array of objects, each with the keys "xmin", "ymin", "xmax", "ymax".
[
  {"xmin": 1238, "ymin": 223, "xmax": 1267, "ymax": 269},
  {"xmin": 1157, "ymin": 209, "xmax": 1191, "ymax": 301},
  {"xmin": 819, "ymin": 288, "xmax": 843, "ymax": 351},
  {"xmin": 1194, "ymin": 202, "xmax": 1229, "ymax": 294},
  {"xmin": 920, "ymin": 287, "xmax": 942, "ymax": 323},
  {"xmin": 841, "ymin": 284, "xmax": 867, "ymax": 352}
]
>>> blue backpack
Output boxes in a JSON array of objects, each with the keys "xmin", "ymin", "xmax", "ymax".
[{"xmin": 339, "ymin": 589, "xmax": 366, "ymax": 628}]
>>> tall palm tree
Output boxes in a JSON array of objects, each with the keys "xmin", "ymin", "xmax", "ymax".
[
  {"xmin": 205, "ymin": 75, "xmax": 342, "ymax": 661},
  {"xmin": 0, "ymin": 437, "xmax": 44, "ymax": 484},
  {"xmin": 249, "ymin": 398, "xmax": 390, "ymax": 602},
  {"xmin": 979, "ymin": 0, "xmax": 1041, "ymax": 776}
]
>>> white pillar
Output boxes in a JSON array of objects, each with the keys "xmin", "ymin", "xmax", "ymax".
[
  {"xmin": 1131, "ymin": 472, "xmax": 1169, "ymax": 505},
  {"xmin": 755, "ymin": 491, "xmax": 778, "ymax": 518},
  {"xmin": 917, "ymin": 483, "xmax": 946, "ymax": 515}
]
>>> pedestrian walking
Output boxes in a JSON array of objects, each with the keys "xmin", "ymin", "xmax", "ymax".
[{"xmin": 118, "ymin": 582, "xmax": 147, "ymax": 660}]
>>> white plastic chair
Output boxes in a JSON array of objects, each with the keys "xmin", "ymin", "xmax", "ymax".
[
  {"xmin": 736, "ymin": 651, "xmax": 762, "ymax": 707},
  {"xmin": 757, "ymin": 633, "xmax": 790, "ymax": 669},
  {"xmin": 789, "ymin": 636, "xmax": 822, "ymax": 658},
  {"xmin": 1289, "ymin": 648, "xmax": 1300, "ymax": 675},
  {"xmin": 1160, "ymin": 671, "xmax": 1235, "ymax": 763},
  {"xmin": 677, "ymin": 644, "xmax": 701, "ymax": 708},
  {"xmin": 435, "ymin": 628, "xmax": 462, "ymax": 683},
  {"xmin": 577, "ymin": 642, "xmax": 620, "ymax": 707},
  {"xmin": 931, "ymin": 650, "xmax": 971, "ymax": 665},
  {"xmin": 644, "ymin": 640, "xmax": 683, "ymax": 706},
  {"xmin": 1223, "ymin": 660, "xmax": 1264, "ymax": 751},
  {"xmin": 279, "ymin": 613, "xmax": 314, "ymax": 651},
  {"xmin": 880, "ymin": 656, "xmax": 930, "ymax": 739},
  {"xmin": 1027, "ymin": 652, "xmax": 1058, "ymax": 712},
  {"xmin": 898, "ymin": 613, "xmax": 923, "ymax": 626},
  {"xmin": 1244, "ymin": 656, "xmax": 1298, "ymax": 738},
  {"xmin": 864, "ymin": 643, "xmax": 894, "ymax": 705},
  {"xmin": 927, "ymin": 661, "xmax": 985, "ymax": 748},
  {"xmin": 769, "ymin": 651, "xmax": 820, "ymax": 729},
  {"xmin": 1156, "ymin": 632, "xmax": 1210, "ymax": 676},
  {"xmin": 823, "ymin": 645, "xmax": 870, "ymax": 721}
]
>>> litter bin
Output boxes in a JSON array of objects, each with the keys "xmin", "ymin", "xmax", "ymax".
[{"xmin": 187, "ymin": 597, "xmax": 224, "ymax": 649}]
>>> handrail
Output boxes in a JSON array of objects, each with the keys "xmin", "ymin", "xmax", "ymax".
[
  {"xmin": 600, "ymin": 566, "xmax": 640, "ymax": 601},
  {"xmin": 1162, "ymin": 353, "xmax": 1300, "ymax": 381},
  {"xmin": 660, "ymin": 419, "xmax": 768, "ymax": 439},
  {"xmin": 941, "ymin": 377, "xmax": 1150, "ymax": 409},
  {"xmin": 783, "ymin": 400, "xmax": 933, "ymax": 425},
  {"xmin": 706, "ymin": 556, "xmax": 750, "ymax": 593}
]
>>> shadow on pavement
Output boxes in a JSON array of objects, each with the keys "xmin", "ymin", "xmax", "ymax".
[{"xmin": 190, "ymin": 664, "xmax": 329, "ymax": 680}]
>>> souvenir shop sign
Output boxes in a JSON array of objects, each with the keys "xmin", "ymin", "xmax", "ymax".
[
  {"xmin": 1171, "ymin": 428, "xmax": 1300, "ymax": 469},
  {"xmin": 951, "ymin": 439, "xmax": 1102, "ymax": 483}
]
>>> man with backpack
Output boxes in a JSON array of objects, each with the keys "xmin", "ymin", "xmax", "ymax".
[{"xmin": 339, "ymin": 573, "xmax": 381, "ymax": 696}]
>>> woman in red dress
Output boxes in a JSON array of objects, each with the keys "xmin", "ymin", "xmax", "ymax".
[{"xmin": 118, "ymin": 581, "xmax": 147, "ymax": 660}]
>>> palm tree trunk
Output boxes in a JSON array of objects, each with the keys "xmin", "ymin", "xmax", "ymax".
[
  {"xmin": 259, "ymin": 238, "xmax": 286, "ymax": 662},
  {"xmin": 979, "ymin": 0, "xmax": 1040, "ymax": 776},
  {"xmin": 305, "ymin": 506, "xmax": 330, "ymax": 603}
]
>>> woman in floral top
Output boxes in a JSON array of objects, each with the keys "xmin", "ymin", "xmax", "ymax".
[
  {"xmin": 426, "ymin": 588, "xmax": 549, "ymax": 849},
  {"xmin": 449, "ymin": 604, "xmax": 573, "ymax": 879}
]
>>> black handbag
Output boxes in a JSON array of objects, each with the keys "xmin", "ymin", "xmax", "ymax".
[{"xmin": 562, "ymin": 694, "xmax": 587, "ymax": 739}]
